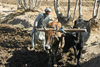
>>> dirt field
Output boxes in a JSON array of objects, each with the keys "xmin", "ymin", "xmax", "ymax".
[
  {"xmin": 0, "ymin": 23, "xmax": 100, "ymax": 67},
  {"xmin": 0, "ymin": 0, "xmax": 100, "ymax": 67}
]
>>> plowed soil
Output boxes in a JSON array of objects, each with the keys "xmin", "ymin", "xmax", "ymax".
[{"xmin": 0, "ymin": 24, "xmax": 100, "ymax": 67}]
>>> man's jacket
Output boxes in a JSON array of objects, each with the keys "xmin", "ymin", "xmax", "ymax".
[{"xmin": 34, "ymin": 13, "xmax": 51, "ymax": 28}]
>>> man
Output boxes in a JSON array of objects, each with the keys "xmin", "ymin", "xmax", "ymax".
[{"xmin": 31, "ymin": 8, "xmax": 52, "ymax": 50}]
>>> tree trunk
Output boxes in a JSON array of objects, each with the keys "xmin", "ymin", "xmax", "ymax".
[
  {"xmin": 54, "ymin": 0, "xmax": 73, "ymax": 24},
  {"xmin": 73, "ymin": 0, "xmax": 78, "ymax": 20},
  {"xmin": 67, "ymin": 0, "xmax": 71, "ymax": 19},
  {"xmin": 54, "ymin": 0, "xmax": 60, "ymax": 18},
  {"xmin": 23, "ymin": 0, "xmax": 27, "ymax": 10},
  {"xmin": 96, "ymin": 2, "xmax": 100, "ymax": 18},
  {"xmin": 93, "ymin": 0, "xmax": 97, "ymax": 17},
  {"xmin": 16, "ymin": 0, "xmax": 23, "ymax": 9},
  {"xmin": 39, "ymin": 0, "xmax": 42, "ymax": 7},
  {"xmin": 29, "ymin": 0, "xmax": 33, "ymax": 9},
  {"xmin": 16, "ymin": 0, "xmax": 41, "ymax": 11},
  {"xmin": 79, "ymin": 0, "xmax": 82, "ymax": 18}
]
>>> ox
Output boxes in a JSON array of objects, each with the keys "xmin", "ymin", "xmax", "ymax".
[
  {"xmin": 45, "ymin": 21, "xmax": 62, "ymax": 66},
  {"xmin": 63, "ymin": 18, "xmax": 90, "ymax": 67}
]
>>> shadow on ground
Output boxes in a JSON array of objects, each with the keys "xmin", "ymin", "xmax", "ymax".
[
  {"xmin": 81, "ymin": 55, "xmax": 100, "ymax": 67},
  {"xmin": 9, "ymin": 18, "xmax": 32, "ymax": 28},
  {"xmin": 6, "ymin": 49, "xmax": 49, "ymax": 67}
]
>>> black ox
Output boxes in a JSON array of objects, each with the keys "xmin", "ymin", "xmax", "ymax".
[{"xmin": 63, "ymin": 18, "xmax": 91, "ymax": 67}]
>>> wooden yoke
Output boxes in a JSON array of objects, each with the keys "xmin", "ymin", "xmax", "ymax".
[{"xmin": 36, "ymin": 28, "xmax": 87, "ymax": 32}]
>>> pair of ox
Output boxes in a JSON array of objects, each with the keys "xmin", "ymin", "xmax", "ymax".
[{"xmin": 45, "ymin": 19, "xmax": 90, "ymax": 67}]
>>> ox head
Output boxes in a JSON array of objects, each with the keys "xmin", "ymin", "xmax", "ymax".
[
  {"xmin": 45, "ymin": 22, "xmax": 62, "ymax": 50},
  {"xmin": 73, "ymin": 17, "xmax": 91, "ymax": 43}
]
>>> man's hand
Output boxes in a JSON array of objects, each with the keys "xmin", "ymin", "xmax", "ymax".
[{"xmin": 34, "ymin": 26, "xmax": 37, "ymax": 30}]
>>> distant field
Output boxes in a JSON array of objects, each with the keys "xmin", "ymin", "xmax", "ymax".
[
  {"xmin": 0, "ymin": 0, "xmax": 17, "ymax": 4},
  {"xmin": 0, "ymin": 0, "xmax": 94, "ymax": 7},
  {"xmin": 0, "ymin": 0, "xmax": 94, "ymax": 4}
]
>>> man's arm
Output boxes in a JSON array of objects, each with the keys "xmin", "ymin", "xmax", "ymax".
[{"xmin": 33, "ymin": 13, "xmax": 42, "ymax": 29}]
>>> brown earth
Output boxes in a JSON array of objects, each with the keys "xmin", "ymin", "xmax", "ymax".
[
  {"xmin": 0, "ymin": 24, "xmax": 100, "ymax": 67},
  {"xmin": 0, "ymin": 24, "xmax": 49, "ymax": 67}
]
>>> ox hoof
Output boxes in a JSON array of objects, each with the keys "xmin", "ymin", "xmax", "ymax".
[
  {"xmin": 45, "ymin": 45, "xmax": 51, "ymax": 50},
  {"xmin": 75, "ymin": 64, "xmax": 80, "ymax": 67},
  {"xmin": 54, "ymin": 64, "xmax": 57, "ymax": 67},
  {"xmin": 48, "ymin": 62, "xmax": 53, "ymax": 67}
]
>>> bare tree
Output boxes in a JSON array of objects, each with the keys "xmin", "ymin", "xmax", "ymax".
[
  {"xmin": 93, "ymin": 0, "xmax": 97, "ymax": 17},
  {"xmin": 54, "ymin": 0, "xmax": 73, "ymax": 24},
  {"xmin": 93, "ymin": 0, "xmax": 100, "ymax": 19},
  {"xmin": 96, "ymin": 0, "xmax": 100, "ymax": 18},
  {"xmin": 54, "ymin": 0, "xmax": 83, "ymax": 24},
  {"xmin": 16, "ymin": 0, "xmax": 23, "ymax": 9},
  {"xmin": 39, "ymin": 0, "xmax": 42, "ymax": 6},
  {"xmin": 73, "ymin": 0, "xmax": 82, "ymax": 19},
  {"xmin": 89, "ymin": 0, "xmax": 100, "ymax": 28},
  {"xmin": 16, "ymin": 0, "xmax": 42, "ymax": 10},
  {"xmin": 29, "ymin": 0, "xmax": 37, "ymax": 9},
  {"xmin": 54, "ymin": 0, "xmax": 67, "ymax": 24},
  {"xmin": 79, "ymin": 0, "xmax": 82, "ymax": 18},
  {"xmin": 23, "ymin": 0, "xmax": 28, "ymax": 9},
  {"xmin": 66, "ymin": 0, "xmax": 71, "ymax": 20},
  {"xmin": 73, "ymin": 0, "xmax": 78, "ymax": 20}
]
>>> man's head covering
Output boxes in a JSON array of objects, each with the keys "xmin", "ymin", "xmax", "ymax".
[{"xmin": 45, "ymin": 8, "xmax": 51, "ymax": 12}]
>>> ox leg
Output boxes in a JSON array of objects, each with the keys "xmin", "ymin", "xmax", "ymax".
[
  {"xmin": 48, "ymin": 49, "xmax": 53, "ymax": 67},
  {"xmin": 53, "ymin": 37, "xmax": 60, "ymax": 66},
  {"xmin": 41, "ymin": 39, "xmax": 46, "ymax": 50},
  {"xmin": 53, "ymin": 48, "xmax": 59, "ymax": 67},
  {"xmin": 77, "ymin": 45, "xmax": 83, "ymax": 67},
  {"xmin": 53, "ymin": 52, "xmax": 57, "ymax": 67},
  {"xmin": 73, "ymin": 45, "xmax": 79, "ymax": 66},
  {"xmin": 31, "ymin": 33, "xmax": 35, "ymax": 50},
  {"xmin": 73, "ymin": 45, "xmax": 82, "ymax": 67},
  {"xmin": 45, "ymin": 36, "xmax": 51, "ymax": 50},
  {"xmin": 53, "ymin": 47, "xmax": 58, "ymax": 65}
]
